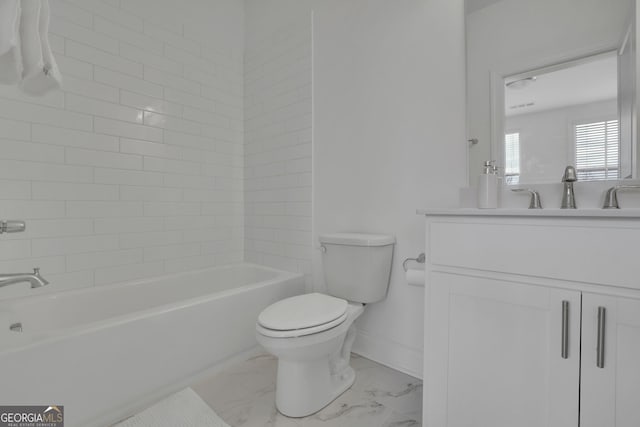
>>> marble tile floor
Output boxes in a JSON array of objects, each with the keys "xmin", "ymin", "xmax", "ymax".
[{"xmin": 191, "ymin": 353, "xmax": 422, "ymax": 427}]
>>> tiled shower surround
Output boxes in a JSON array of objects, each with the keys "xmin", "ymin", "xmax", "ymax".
[
  {"xmin": 0, "ymin": 0, "xmax": 247, "ymax": 299},
  {"xmin": 243, "ymin": 14, "xmax": 313, "ymax": 287}
]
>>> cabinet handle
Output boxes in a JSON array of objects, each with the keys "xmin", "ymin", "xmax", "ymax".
[
  {"xmin": 561, "ymin": 300, "xmax": 569, "ymax": 359},
  {"xmin": 597, "ymin": 306, "xmax": 606, "ymax": 368}
]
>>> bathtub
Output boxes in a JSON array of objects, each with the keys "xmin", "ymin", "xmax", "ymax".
[{"xmin": 0, "ymin": 263, "xmax": 304, "ymax": 427}]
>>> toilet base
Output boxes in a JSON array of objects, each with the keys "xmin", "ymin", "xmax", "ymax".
[
  {"xmin": 275, "ymin": 323, "xmax": 360, "ymax": 418},
  {"xmin": 275, "ymin": 356, "xmax": 356, "ymax": 418}
]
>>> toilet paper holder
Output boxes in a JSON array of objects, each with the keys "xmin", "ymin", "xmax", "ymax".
[{"xmin": 402, "ymin": 253, "xmax": 426, "ymax": 272}]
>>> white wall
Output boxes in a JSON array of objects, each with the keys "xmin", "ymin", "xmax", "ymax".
[
  {"xmin": 244, "ymin": 0, "xmax": 313, "ymax": 288},
  {"xmin": 467, "ymin": 0, "xmax": 632, "ymax": 182},
  {"xmin": 0, "ymin": 0, "xmax": 244, "ymax": 300},
  {"xmin": 506, "ymin": 99, "xmax": 618, "ymax": 184},
  {"xmin": 313, "ymin": 0, "xmax": 467, "ymax": 377}
]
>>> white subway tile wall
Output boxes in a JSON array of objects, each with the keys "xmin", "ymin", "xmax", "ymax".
[
  {"xmin": 244, "ymin": 19, "xmax": 313, "ymax": 287},
  {"xmin": 0, "ymin": 0, "xmax": 244, "ymax": 299}
]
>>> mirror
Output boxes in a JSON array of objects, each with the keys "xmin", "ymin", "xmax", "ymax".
[
  {"xmin": 466, "ymin": 0, "xmax": 636, "ymax": 186},
  {"xmin": 503, "ymin": 51, "xmax": 619, "ymax": 184}
]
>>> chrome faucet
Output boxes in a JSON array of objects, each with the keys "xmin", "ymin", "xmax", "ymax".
[
  {"xmin": 602, "ymin": 185, "xmax": 640, "ymax": 209},
  {"xmin": 0, "ymin": 268, "xmax": 49, "ymax": 289},
  {"xmin": 511, "ymin": 188, "xmax": 543, "ymax": 209},
  {"xmin": 561, "ymin": 166, "xmax": 578, "ymax": 209}
]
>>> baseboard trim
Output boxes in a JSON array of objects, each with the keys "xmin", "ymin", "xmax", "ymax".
[{"xmin": 352, "ymin": 330, "xmax": 423, "ymax": 379}]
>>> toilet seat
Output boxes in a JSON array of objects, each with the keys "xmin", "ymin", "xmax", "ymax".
[
  {"xmin": 256, "ymin": 311, "xmax": 348, "ymax": 338},
  {"xmin": 257, "ymin": 293, "xmax": 348, "ymax": 338}
]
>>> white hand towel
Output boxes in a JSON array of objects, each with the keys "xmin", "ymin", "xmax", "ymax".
[
  {"xmin": 18, "ymin": 0, "xmax": 42, "ymax": 79},
  {"xmin": 20, "ymin": 0, "xmax": 62, "ymax": 95},
  {"xmin": 0, "ymin": 0, "xmax": 22, "ymax": 84},
  {"xmin": 0, "ymin": 0, "xmax": 19, "ymax": 55}
]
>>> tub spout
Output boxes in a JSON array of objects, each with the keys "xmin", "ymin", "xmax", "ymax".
[{"xmin": 0, "ymin": 268, "xmax": 49, "ymax": 289}]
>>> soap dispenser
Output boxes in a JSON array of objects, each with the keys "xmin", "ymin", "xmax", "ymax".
[{"xmin": 477, "ymin": 160, "xmax": 499, "ymax": 209}]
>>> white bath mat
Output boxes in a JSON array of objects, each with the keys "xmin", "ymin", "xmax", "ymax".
[{"xmin": 114, "ymin": 388, "xmax": 230, "ymax": 427}]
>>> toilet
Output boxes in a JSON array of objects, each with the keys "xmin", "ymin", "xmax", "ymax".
[{"xmin": 255, "ymin": 232, "xmax": 395, "ymax": 417}]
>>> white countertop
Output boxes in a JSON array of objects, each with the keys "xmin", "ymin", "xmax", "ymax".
[{"xmin": 417, "ymin": 208, "xmax": 640, "ymax": 218}]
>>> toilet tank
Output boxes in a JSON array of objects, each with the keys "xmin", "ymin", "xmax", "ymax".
[{"xmin": 319, "ymin": 233, "xmax": 395, "ymax": 304}]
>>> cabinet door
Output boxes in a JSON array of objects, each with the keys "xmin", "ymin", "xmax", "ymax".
[
  {"xmin": 581, "ymin": 294, "xmax": 640, "ymax": 427},
  {"xmin": 425, "ymin": 272, "xmax": 580, "ymax": 427}
]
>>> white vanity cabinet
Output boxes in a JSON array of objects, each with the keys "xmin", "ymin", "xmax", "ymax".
[
  {"xmin": 580, "ymin": 294, "xmax": 640, "ymax": 427},
  {"xmin": 422, "ymin": 212, "xmax": 640, "ymax": 427}
]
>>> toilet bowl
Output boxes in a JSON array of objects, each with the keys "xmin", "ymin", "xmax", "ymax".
[{"xmin": 255, "ymin": 232, "xmax": 395, "ymax": 418}]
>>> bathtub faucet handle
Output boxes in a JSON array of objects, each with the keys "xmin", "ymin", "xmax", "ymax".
[{"xmin": 0, "ymin": 220, "xmax": 26, "ymax": 234}]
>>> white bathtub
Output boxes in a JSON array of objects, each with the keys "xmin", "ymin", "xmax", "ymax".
[{"xmin": 0, "ymin": 263, "xmax": 304, "ymax": 427}]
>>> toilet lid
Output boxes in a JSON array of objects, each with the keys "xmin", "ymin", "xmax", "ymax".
[{"xmin": 258, "ymin": 293, "xmax": 348, "ymax": 331}]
